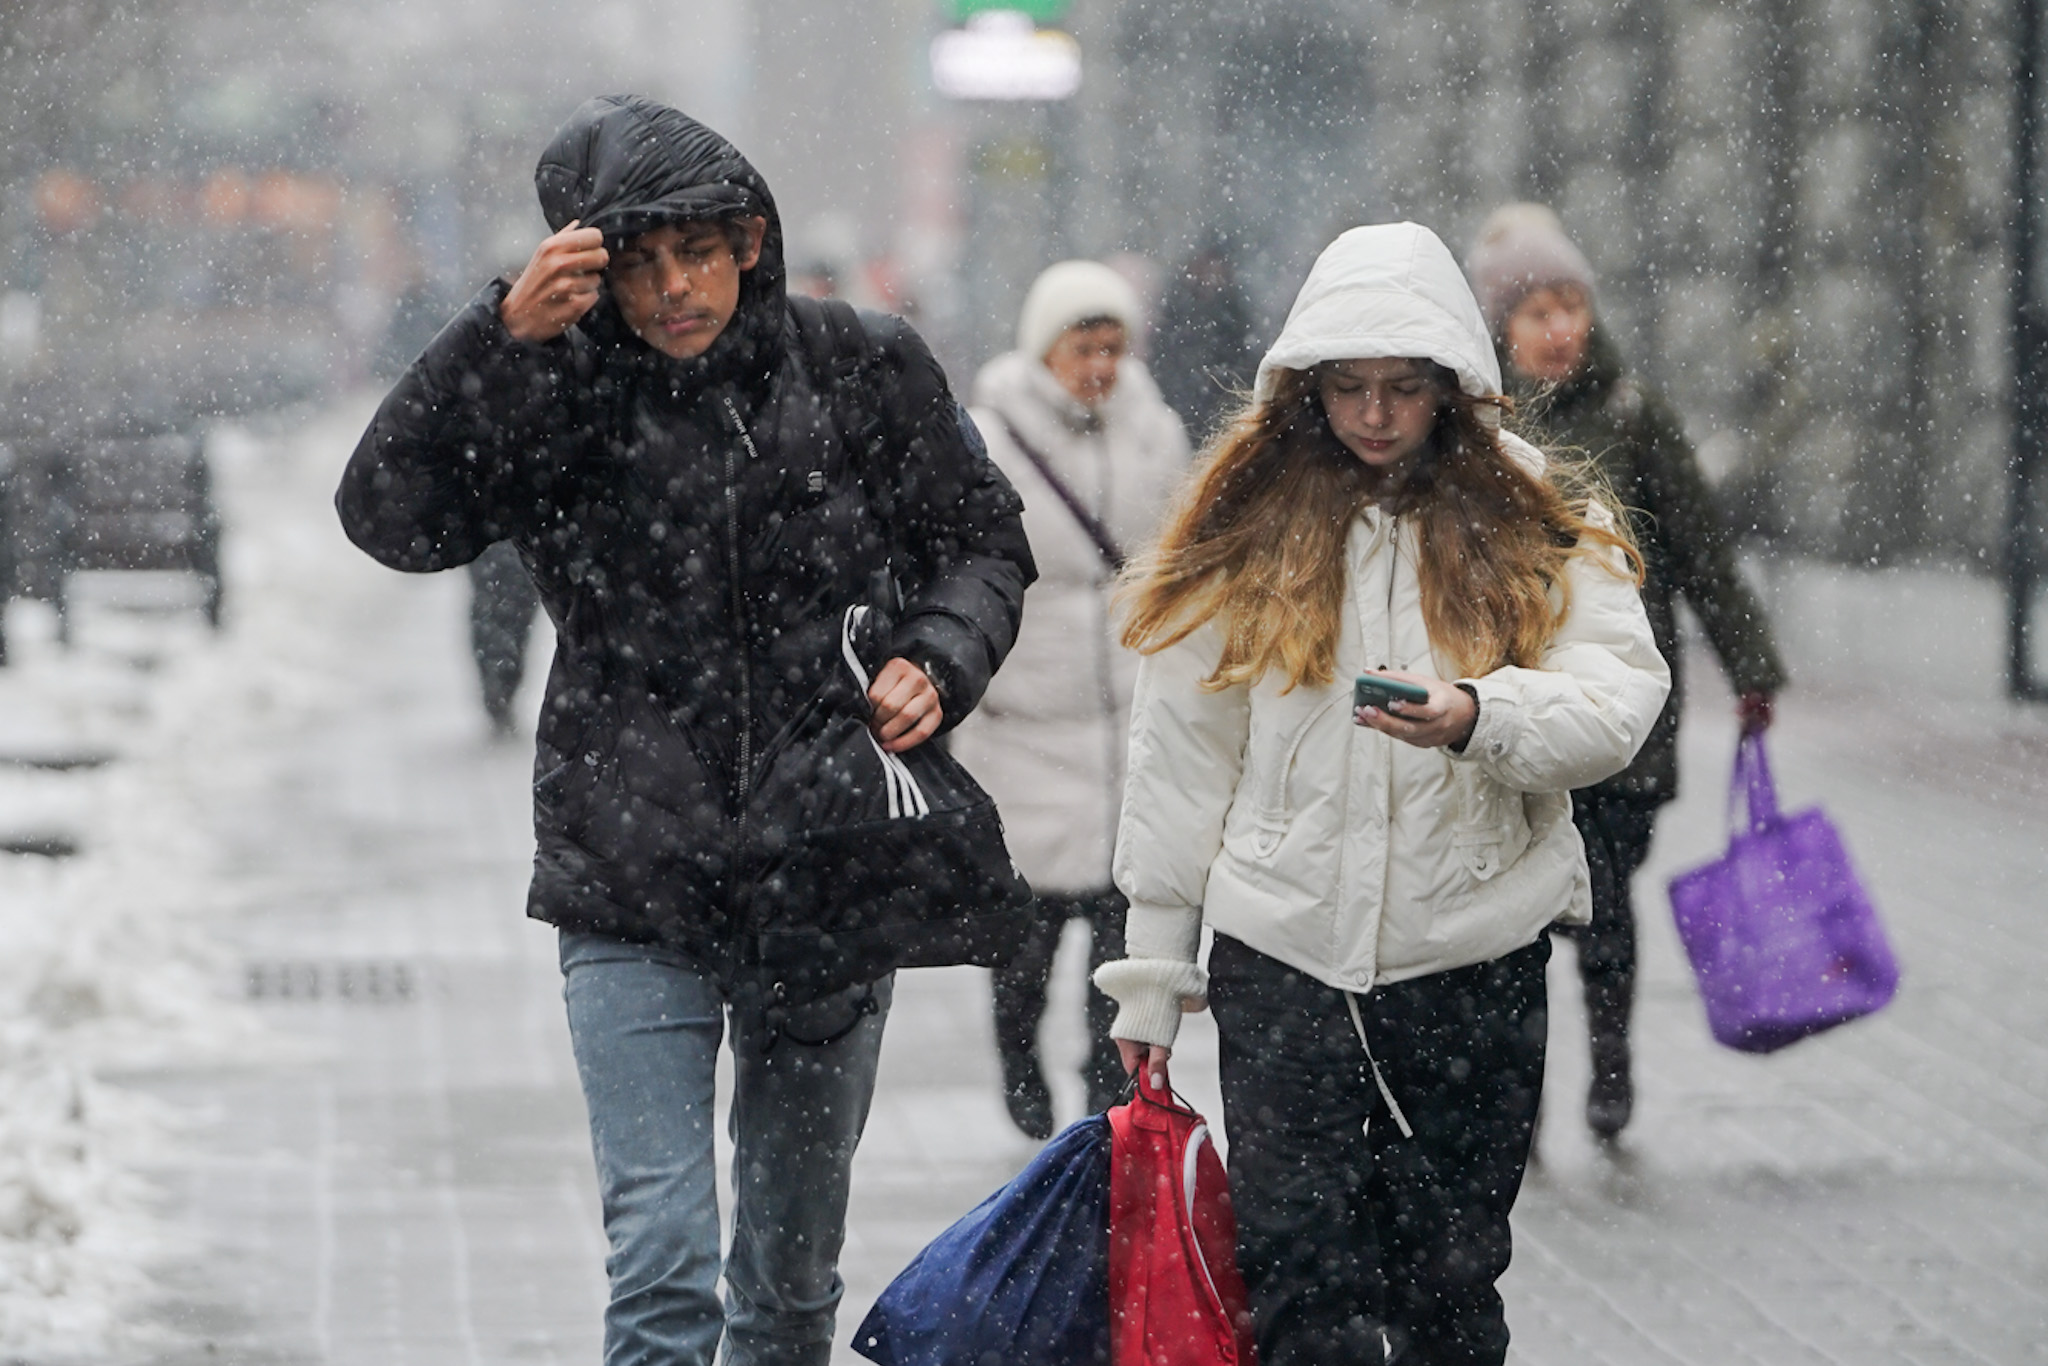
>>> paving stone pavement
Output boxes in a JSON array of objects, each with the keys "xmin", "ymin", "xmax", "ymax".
[{"xmin": 117, "ymin": 400, "xmax": 2048, "ymax": 1364}]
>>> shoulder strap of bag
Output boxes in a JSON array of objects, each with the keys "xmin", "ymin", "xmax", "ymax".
[
  {"xmin": 1606, "ymin": 375, "xmax": 1645, "ymax": 425},
  {"xmin": 993, "ymin": 417, "xmax": 1125, "ymax": 573},
  {"xmin": 1731, "ymin": 732, "xmax": 1782, "ymax": 833}
]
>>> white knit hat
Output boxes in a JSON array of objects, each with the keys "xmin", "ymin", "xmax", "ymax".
[{"xmin": 1016, "ymin": 260, "xmax": 1140, "ymax": 360}]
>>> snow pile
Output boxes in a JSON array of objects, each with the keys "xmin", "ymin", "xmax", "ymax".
[
  {"xmin": 0, "ymin": 1021, "xmax": 166, "ymax": 1357},
  {"xmin": 0, "ymin": 770, "xmax": 260, "ymax": 1071},
  {"xmin": 0, "ymin": 399, "xmax": 387, "ymax": 1358},
  {"xmin": 0, "ymin": 738, "xmax": 247, "ymax": 1359},
  {"xmin": 0, "ymin": 497, "xmax": 298, "ymax": 1356}
]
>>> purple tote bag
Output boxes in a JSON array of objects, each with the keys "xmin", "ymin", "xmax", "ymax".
[{"xmin": 1666, "ymin": 734, "xmax": 1899, "ymax": 1053}]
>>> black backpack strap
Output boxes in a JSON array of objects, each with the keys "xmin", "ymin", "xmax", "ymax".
[
  {"xmin": 790, "ymin": 295, "xmax": 905, "ymax": 610},
  {"xmin": 790, "ymin": 296, "xmax": 889, "ymax": 490},
  {"xmin": 791, "ymin": 295, "xmax": 867, "ymax": 378}
]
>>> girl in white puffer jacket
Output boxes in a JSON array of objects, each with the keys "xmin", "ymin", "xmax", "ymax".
[{"xmin": 1095, "ymin": 223, "xmax": 1669, "ymax": 1366}]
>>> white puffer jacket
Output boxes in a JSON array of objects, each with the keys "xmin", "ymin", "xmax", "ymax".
[
  {"xmin": 949, "ymin": 351, "xmax": 1190, "ymax": 893},
  {"xmin": 1095, "ymin": 223, "xmax": 1671, "ymax": 1048}
]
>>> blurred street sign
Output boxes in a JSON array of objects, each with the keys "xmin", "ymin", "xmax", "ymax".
[
  {"xmin": 932, "ymin": 12, "xmax": 1082, "ymax": 101},
  {"xmin": 945, "ymin": 0, "xmax": 1069, "ymax": 21}
]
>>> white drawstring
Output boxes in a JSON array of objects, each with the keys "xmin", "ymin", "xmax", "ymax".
[
  {"xmin": 1345, "ymin": 990, "xmax": 1414, "ymax": 1139},
  {"xmin": 840, "ymin": 607, "xmax": 930, "ymax": 819}
]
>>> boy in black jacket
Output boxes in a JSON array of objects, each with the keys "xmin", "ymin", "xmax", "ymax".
[{"xmin": 337, "ymin": 95, "xmax": 1034, "ymax": 1365}]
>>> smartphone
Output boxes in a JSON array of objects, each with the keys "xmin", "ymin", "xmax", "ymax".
[{"xmin": 1354, "ymin": 673, "xmax": 1431, "ymax": 713}]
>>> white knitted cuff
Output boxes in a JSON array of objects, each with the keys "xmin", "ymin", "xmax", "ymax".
[
  {"xmin": 1121, "ymin": 901, "xmax": 1204, "ymax": 963},
  {"xmin": 1093, "ymin": 957, "xmax": 1209, "ymax": 1050}
]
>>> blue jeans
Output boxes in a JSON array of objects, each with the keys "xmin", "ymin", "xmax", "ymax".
[{"xmin": 559, "ymin": 932, "xmax": 893, "ymax": 1366}]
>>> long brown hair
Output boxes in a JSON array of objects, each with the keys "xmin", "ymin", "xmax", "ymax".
[{"xmin": 1119, "ymin": 363, "xmax": 1641, "ymax": 690}]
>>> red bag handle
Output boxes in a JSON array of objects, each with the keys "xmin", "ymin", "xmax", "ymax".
[
  {"xmin": 1129, "ymin": 1062, "xmax": 1204, "ymax": 1121},
  {"xmin": 1135, "ymin": 1061, "xmax": 1172, "ymax": 1107}
]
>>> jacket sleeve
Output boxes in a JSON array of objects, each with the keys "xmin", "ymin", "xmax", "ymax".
[
  {"xmin": 335, "ymin": 280, "xmax": 579, "ymax": 573},
  {"xmin": 1633, "ymin": 393, "xmax": 1788, "ymax": 696},
  {"xmin": 865, "ymin": 316, "xmax": 1037, "ymax": 726},
  {"xmin": 1454, "ymin": 524, "xmax": 1673, "ymax": 793},
  {"xmin": 1094, "ymin": 625, "xmax": 1250, "ymax": 1048}
]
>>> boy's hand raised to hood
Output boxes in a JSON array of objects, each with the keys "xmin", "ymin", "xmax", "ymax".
[{"xmin": 502, "ymin": 222, "xmax": 608, "ymax": 343}]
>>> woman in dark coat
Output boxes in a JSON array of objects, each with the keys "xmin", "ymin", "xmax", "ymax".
[{"xmin": 1469, "ymin": 203, "xmax": 1787, "ymax": 1139}]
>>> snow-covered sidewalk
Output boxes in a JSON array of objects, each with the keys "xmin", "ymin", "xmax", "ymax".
[{"xmin": 7, "ymin": 394, "xmax": 2040, "ymax": 1363}]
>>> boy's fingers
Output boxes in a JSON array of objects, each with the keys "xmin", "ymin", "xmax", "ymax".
[
  {"xmin": 877, "ymin": 694, "xmax": 932, "ymax": 741},
  {"xmin": 880, "ymin": 709, "xmax": 939, "ymax": 753},
  {"xmin": 558, "ymin": 249, "xmax": 610, "ymax": 275},
  {"xmin": 868, "ymin": 676, "xmax": 909, "ymax": 717}
]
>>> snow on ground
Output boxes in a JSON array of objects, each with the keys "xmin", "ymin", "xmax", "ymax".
[{"xmin": 0, "ymin": 406, "xmax": 374, "ymax": 1359}]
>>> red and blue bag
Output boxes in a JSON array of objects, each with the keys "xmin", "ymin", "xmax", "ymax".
[
  {"xmin": 853, "ymin": 1067, "xmax": 1257, "ymax": 1366},
  {"xmin": 852, "ymin": 1113, "xmax": 1112, "ymax": 1366},
  {"xmin": 1108, "ymin": 1069, "xmax": 1259, "ymax": 1366}
]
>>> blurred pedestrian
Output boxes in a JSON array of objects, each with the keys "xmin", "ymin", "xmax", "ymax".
[
  {"xmin": 1096, "ymin": 222, "xmax": 1669, "ymax": 1364},
  {"xmin": 465, "ymin": 541, "xmax": 539, "ymax": 736},
  {"xmin": 1152, "ymin": 237, "xmax": 1259, "ymax": 443},
  {"xmin": 336, "ymin": 96, "xmax": 1033, "ymax": 1366},
  {"xmin": 1468, "ymin": 202, "xmax": 1788, "ymax": 1139},
  {"xmin": 950, "ymin": 261, "xmax": 1190, "ymax": 1138}
]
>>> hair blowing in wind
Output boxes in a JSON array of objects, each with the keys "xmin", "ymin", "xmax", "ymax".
[{"xmin": 1118, "ymin": 365, "xmax": 1643, "ymax": 690}]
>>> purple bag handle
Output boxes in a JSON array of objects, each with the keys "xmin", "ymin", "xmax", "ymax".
[{"xmin": 1728, "ymin": 732, "xmax": 1782, "ymax": 835}]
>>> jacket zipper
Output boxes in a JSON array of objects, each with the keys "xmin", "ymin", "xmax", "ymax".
[{"xmin": 720, "ymin": 395, "xmax": 759, "ymax": 823}]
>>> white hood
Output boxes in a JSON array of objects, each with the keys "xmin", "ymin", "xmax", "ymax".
[{"xmin": 1255, "ymin": 222, "xmax": 1504, "ymax": 413}]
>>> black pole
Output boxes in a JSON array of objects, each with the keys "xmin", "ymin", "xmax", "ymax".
[{"xmin": 2011, "ymin": 0, "xmax": 2047, "ymax": 698}]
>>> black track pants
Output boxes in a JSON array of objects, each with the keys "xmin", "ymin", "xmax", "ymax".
[
  {"xmin": 1209, "ymin": 934, "xmax": 1549, "ymax": 1366},
  {"xmin": 467, "ymin": 542, "xmax": 540, "ymax": 726},
  {"xmin": 1553, "ymin": 792, "xmax": 1659, "ymax": 1054},
  {"xmin": 990, "ymin": 889, "xmax": 1128, "ymax": 1110}
]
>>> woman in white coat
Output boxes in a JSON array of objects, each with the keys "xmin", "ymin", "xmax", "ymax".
[
  {"xmin": 949, "ymin": 261, "xmax": 1190, "ymax": 1138},
  {"xmin": 1096, "ymin": 224, "xmax": 1669, "ymax": 1365}
]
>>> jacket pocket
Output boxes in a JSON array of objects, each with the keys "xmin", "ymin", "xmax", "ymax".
[
  {"xmin": 1451, "ymin": 771, "xmax": 1532, "ymax": 883},
  {"xmin": 1240, "ymin": 697, "xmax": 1339, "ymax": 861},
  {"xmin": 1452, "ymin": 826, "xmax": 1506, "ymax": 881}
]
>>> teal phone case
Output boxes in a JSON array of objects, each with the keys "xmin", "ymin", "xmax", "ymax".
[{"xmin": 1354, "ymin": 673, "xmax": 1431, "ymax": 710}]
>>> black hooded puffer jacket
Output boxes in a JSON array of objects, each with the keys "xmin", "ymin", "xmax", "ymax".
[{"xmin": 337, "ymin": 96, "xmax": 1036, "ymax": 973}]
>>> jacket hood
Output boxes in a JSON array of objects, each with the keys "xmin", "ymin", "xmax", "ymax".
[
  {"xmin": 535, "ymin": 95, "xmax": 787, "ymax": 394},
  {"xmin": 1255, "ymin": 223, "xmax": 1503, "ymax": 418}
]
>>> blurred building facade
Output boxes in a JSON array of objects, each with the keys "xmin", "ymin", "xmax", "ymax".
[
  {"xmin": 0, "ymin": 0, "xmax": 749, "ymax": 422},
  {"xmin": 946, "ymin": 0, "xmax": 2012, "ymax": 570},
  {"xmin": 0, "ymin": 0, "xmax": 2017, "ymax": 569},
  {"xmin": 1348, "ymin": 0, "xmax": 2009, "ymax": 572}
]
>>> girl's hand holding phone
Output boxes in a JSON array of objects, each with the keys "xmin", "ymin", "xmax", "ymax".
[{"xmin": 1354, "ymin": 669, "xmax": 1479, "ymax": 751}]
